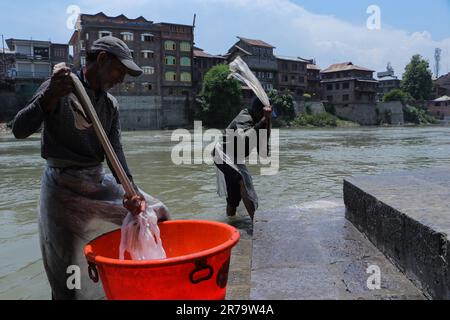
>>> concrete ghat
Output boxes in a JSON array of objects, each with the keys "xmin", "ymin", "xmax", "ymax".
[
  {"xmin": 250, "ymin": 200, "xmax": 425, "ymax": 300},
  {"xmin": 344, "ymin": 168, "xmax": 450, "ymax": 300}
]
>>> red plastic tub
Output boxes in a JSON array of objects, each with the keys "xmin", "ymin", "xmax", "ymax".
[{"xmin": 84, "ymin": 220, "xmax": 240, "ymax": 300}]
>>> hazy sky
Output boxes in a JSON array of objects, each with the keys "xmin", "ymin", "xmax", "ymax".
[{"xmin": 1, "ymin": 0, "xmax": 450, "ymax": 77}]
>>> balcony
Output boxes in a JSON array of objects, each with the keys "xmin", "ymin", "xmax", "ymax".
[
  {"xmin": 355, "ymin": 86, "xmax": 376, "ymax": 93},
  {"xmin": 14, "ymin": 71, "xmax": 51, "ymax": 79},
  {"xmin": 15, "ymin": 53, "xmax": 50, "ymax": 61}
]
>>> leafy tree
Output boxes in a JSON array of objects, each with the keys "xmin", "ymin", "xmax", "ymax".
[
  {"xmin": 196, "ymin": 64, "xmax": 242, "ymax": 128},
  {"xmin": 401, "ymin": 55, "xmax": 433, "ymax": 101},
  {"xmin": 383, "ymin": 89, "xmax": 412, "ymax": 104},
  {"xmin": 268, "ymin": 89, "xmax": 295, "ymax": 120}
]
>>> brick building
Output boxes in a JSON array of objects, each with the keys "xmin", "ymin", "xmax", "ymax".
[
  {"xmin": 306, "ymin": 63, "xmax": 321, "ymax": 98},
  {"xmin": 321, "ymin": 62, "xmax": 378, "ymax": 105},
  {"xmin": 193, "ymin": 47, "xmax": 226, "ymax": 92},
  {"xmin": 428, "ymin": 95, "xmax": 450, "ymax": 120},
  {"xmin": 226, "ymin": 36, "xmax": 277, "ymax": 91},
  {"xmin": 69, "ymin": 12, "xmax": 194, "ymax": 97},
  {"xmin": 5, "ymin": 38, "xmax": 69, "ymax": 79},
  {"xmin": 434, "ymin": 73, "xmax": 450, "ymax": 98},
  {"xmin": 275, "ymin": 55, "xmax": 309, "ymax": 96}
]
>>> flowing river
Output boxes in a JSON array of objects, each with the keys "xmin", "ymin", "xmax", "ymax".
[{"xmin": 1, "ymin": 126, "xmax": 450, "ymax": 299}]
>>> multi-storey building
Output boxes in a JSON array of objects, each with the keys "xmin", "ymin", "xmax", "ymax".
[
  {"xmin": 306, "ymin": 63, "xmax": 321, "ymax": 98},
  {"xmin": 429, "ymin": 95, "xmax": 450, "ymax": 120},
  {"xmin": 321, "ymin": 62, "xmax": 378, "ymax": 105},
  {"xmin": 434, "ymin": 72, "xmax": 450, "ymax": 98},
  {"xmin": 275, "ymin": 55, "xmax": 309, "ymax": 96},
  {"xmin": 5, "ymin": 39, "xmax": 69, "ymax": 79},
  {"xmin": 193, "ymin": 47, "xmax": 226, "ymax": 92},
  {"xmin": 69, "ymin": 12, "xmax": 194, "ymax": 97},
  {"xmin": 226, "ymin": 36, "xmax": 277, "ymax": 91},
  {"xmin": 0, "ymin": 49, "xmax": 16, "ymax": 79},
  {"xmin": 377, "ymin": 64, "xmax": 401, "ymax": 100}
]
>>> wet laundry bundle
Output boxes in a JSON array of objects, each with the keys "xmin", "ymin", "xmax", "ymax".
[{"xmin": 119, "ymin": 203, "xmax": 167, "ymax": 261}]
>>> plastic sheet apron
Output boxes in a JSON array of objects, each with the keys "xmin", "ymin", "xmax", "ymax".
[{"xmin": 38, "ymin": 165, "xmax": 165, "ymax": 300}]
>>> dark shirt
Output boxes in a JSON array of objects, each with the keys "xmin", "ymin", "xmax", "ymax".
[
  {"xmin": 12, "ymin": 71, "xmax": 133, "ymax": 184},
  {"xmin": 222, "ymin": 108, "xmax": 269, "ymax": 162}
]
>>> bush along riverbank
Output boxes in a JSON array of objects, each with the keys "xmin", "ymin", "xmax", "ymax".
[{"xmin": 289, "ymin": 112, "xmax": 360, "ymax": 128}]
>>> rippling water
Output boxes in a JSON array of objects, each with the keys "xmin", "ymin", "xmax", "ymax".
[{"xmin": 1, "ymin": 127, "xmax": 450, "ymax": 299}]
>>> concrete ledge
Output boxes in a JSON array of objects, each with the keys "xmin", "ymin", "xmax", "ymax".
[
  {"xmin": 344, "ymin": 169, "xmax": 450, "ymax": 299},
  {"xmin": 251, "ymin": 201, "xmax": 424, "ymax": 300}
]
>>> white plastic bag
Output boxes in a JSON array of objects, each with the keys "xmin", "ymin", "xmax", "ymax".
[
  {"xmin": 228, "ymin": 56, "xmax": 271, "ymax": 107},
  {"xmin": 119, "ymin": 206, "xmax": 167, "ymax": 261}
]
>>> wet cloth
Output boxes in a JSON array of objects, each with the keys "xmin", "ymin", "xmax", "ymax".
[
  {"xmin": 213, "ymin": 109, "xmax": 269, "ymax": 210},
  {"xmin": 39, "ymin": 165, "xmax": 168, "ymax": 300}
]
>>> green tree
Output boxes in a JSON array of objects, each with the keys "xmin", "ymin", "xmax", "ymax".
[
  {"xmin": 196, "ymin": 64, "xmax": 242, "ymax": 128},
  {"xmin": 268, "ymin": 89, "xmax": 295, "ymax": 120},
  {"xmin": 383, "ymin": 89, "xmax": 412, "ymax": 104},
  {"xmin": 401, "ymin": 55, "xmax": 433, "ymax": 101}
]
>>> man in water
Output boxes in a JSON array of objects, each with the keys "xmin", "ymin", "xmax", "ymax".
[
  {"xmin": 213, "ymin": 97, "xmax": 273, "ymax": 220},
  {"xmin": 12, "ymin": 36, "xmax": 169, "ymax": 299}
]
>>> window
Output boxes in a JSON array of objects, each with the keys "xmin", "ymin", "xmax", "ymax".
[
  {"xmin": 180, "ymin": 57, "xmax": 191, "ymax": 67},
  {"xmin": 343, "ymin": 94, "xmax": 349, "ymax": 101},
  {"xmin": 99, "ymin": 31, "xmax": 112, "ymax": 38},
  {"xmin": 180, "ymin": 42, "xmax": 191, "ymax": 52},
  {"xmin": 80, "ymin": 40, "xmax": 85, "ymax": 50},
  {"xmin": 181, "ymin": 72, "xmax": 192, "ymax": 82},
  {"xmin": 292, "ymin": 64, "xmax": 297, "ymax": 71},
  {"xmin": 326, "ymin": 84, "xmax": 333, "ymax": 91},
  {"xmin": 335, "ymin": 83, "xmax": 340, "ymax": 90},
  {"xmin": 141, "ymin": 33, "xmax": 154, "ymax": 42},
  {"xmin": 165, "ymin": 56, "xmax": 176, "ymax": 65},
  {"xmin": 80, "ymin": 56, "xmax": 86, "ymax": 66},
  {"xmin": 165, "ymin": 71, "xmax": 176, "ymax": 81},
  {"xmin": 85, "ymin": 33, "xmax": 89, "ymax": 40},
  {"xmin": 268, "ymin": 72, "xmax": 273, "ymax": 79},
  {"xmin": 141, "ymin": 50, "xmax": 154, "ymax": 59},
  {"xmin": 121, "ymin": 32, "xmax": 134, "ymax": 41},
  {"xmin": 142, "ymin": 66, "xmax": 155, "ymax": 75},
  {"xmin": 283, "ymin": 75, "xmax": 288, "ymax": 82},
  {"xmin": 343, "ymin": 82, "xmax": 350, "ymax": 89},
  {"xmin": 165, "ymin": 41, "xmax": 176, "ymax": 51},
  {"xmin": 142, "ymin": 82, "xmax": 153, "ymax": 91}
]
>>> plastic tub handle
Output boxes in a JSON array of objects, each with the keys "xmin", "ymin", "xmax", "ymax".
[{"xmin": 190, "ymin": 259, "xmax": 214, "ymax": 284}]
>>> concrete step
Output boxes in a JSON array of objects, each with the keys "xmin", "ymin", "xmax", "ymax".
[
  {"xmin": 344, "ymin": 169, "xmax": 450, "ymax": 300},
  {"xmin": 251, "ymin": 200, "xmax": 425, "ymax": 300}
]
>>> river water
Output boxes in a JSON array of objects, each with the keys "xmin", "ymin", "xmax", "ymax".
[{"xmin": 1, "ymin": 127, "xmax": 450, "ymax": 299}]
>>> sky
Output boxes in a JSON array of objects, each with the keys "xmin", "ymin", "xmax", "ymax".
[{"xmin": 1, "ymin": 0, "xmax": 450, "ymax": 78}]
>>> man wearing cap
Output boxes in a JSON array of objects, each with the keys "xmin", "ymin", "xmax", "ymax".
[{"xmin": 12, "ymin": 36, "xmax": 169, "ymax": 300}]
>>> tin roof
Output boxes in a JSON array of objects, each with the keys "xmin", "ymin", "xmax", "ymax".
[
  {"xmin": 237, "ymin": 36, "xmax": 275, "ymax": 48},
  {"xmin": 321, "ymin": 62, "xmax": 374, "ymax": 73},
  {"xmin": 193, "ymin": 49, "xmax": 226, "ymax": 59},
  {"xmin": 276, "ymin": 55, "xmax": 311, "ymax": 63},
  {"xmin": 307, "ymin": 64, "xmax": 321, "ymax": 71}
]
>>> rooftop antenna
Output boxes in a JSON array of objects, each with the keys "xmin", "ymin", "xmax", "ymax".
[{"xmin": 435, "ymin": 48, "xmax": 442, "ymax": 78}]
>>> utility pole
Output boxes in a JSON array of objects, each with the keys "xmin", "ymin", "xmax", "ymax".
[{"xmin": 435, "ymin": 48, "xmax": 442, "ymax": 79}]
